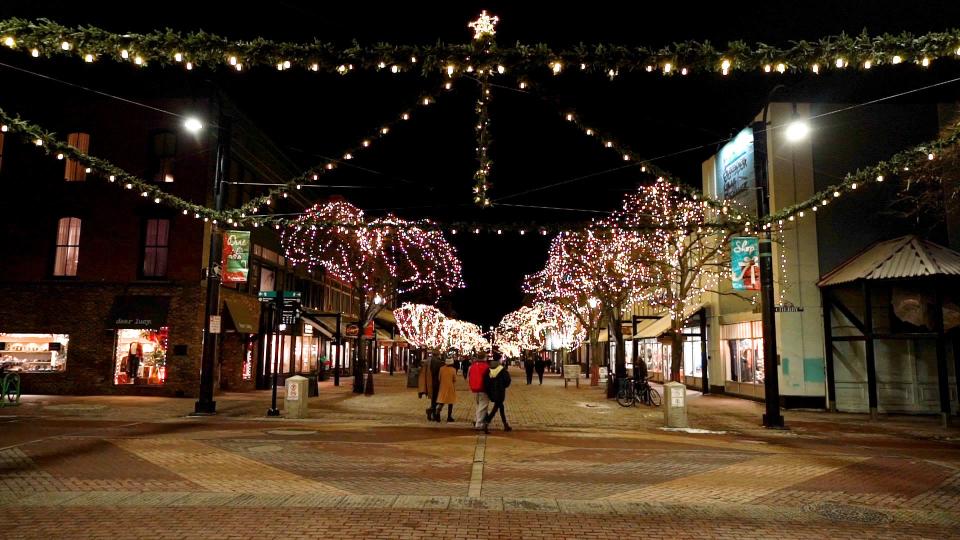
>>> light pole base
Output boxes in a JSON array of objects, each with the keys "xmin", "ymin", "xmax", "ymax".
[
  {"xmin": 762, "ymin": 413, "xmax": 787, "ymax": 429},
  {"xmin": 266, "ymin": 408, "xmax": 281, "ymax": 417},
  {"xmin": 192, "ymin": 401, "xmax": 216, "ymax": 415}
]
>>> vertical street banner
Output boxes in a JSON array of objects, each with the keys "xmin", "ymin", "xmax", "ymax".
[
  {"xmin": 222, "ymin": 230, "xmax": 251, "ymax": 283},
  {"xmin": 730, "ymin": 236, "xmax": 760, "ymax": 291}
]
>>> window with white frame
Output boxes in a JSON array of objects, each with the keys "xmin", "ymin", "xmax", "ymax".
[{"xmin": 142, "ymin": 219, "xmax": 170, "ymax": 277}]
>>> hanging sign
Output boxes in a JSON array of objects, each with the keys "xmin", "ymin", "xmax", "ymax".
[
  {"xmin": 716, "ymin": 127, "xmax": 758, "ymax": 218},
  {"xmin": 730, "ymin": 236, "xmax": 760, "ymax": 291},
  {"xmin": 222, "ymin": 230, "xmax": 251, "ymax": 283}
]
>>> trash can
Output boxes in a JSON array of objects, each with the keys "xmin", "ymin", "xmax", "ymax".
[
  {"xmin": 284, "ymin": 375, "xmax": 309, "ymax": 419},
  {"xmin": 407, "ymin": 365, "xmax": 420, "ymax": 388},
  {"xmin": 663, "ymin": 382, "xmax": 688, "ymax": 428}
]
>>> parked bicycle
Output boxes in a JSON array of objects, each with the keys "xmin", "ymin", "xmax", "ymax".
[{"xmin": 616, "ymin": 377, "xmax": 661, "ymax": 407}]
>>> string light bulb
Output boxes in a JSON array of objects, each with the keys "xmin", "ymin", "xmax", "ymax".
[{"xmin": 31, "ymin": 48, "xmax": 39, "ymax": 57}]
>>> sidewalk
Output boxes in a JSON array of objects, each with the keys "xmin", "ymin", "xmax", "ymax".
[{"xmin": 5, "ymin": 367, "xmax": 958, "ymax": 441}]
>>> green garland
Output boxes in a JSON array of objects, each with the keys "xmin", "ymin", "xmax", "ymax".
[
  {"xmin": 1, "ymin": 18, "xmax": 958, "ymax": 77},
  {"xmin": 3, "ymin": 103, "xmax": 958, "ymax": 236},
  {"xmin": 764, "ymin": 121, "xmax": 960, "ymax": 226},
  {"xmin": 235, "ymin": 83, "xmax": 450, "ymax": 215},
  {"xmin": 473, "ymin": 77, "xmax": 493, "ymax": 207},
  {"xmin": 0, "ymin": 107, "xmax": 223, "ymax": 221}
]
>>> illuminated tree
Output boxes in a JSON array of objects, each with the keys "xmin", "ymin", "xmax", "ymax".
[
  {"xmin": 283, "ymin": 199, "xmax": 464, "ymax": 392},
  {"xmin": 527, "ymin": 224, "xmax": 653, "ymax": 383},
  {"xmin": 495, "ymin": 303, "xmax": 584, "ymax": 357},
  {"xmin": 619, "ymin": 178, "xmax": 734, "ymax": 382},
  {"xmin": 394, "ymin": 303, "xmax": 448, "ymax": 351}
]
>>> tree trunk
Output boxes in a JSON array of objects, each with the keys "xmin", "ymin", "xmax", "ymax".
[
  {"xmin": 611, "ymin": 315, "xmax": 626, "ymax": 378},
  {"xmin": 669, "ymin": 322, "xmax": 684, "ymax": 383},
  {"xmin": 588, "ymin": 330, "xmax": 601, "ymax": 386},
  {"xmin": 353, "ymin": 334, "xmax": 367, "ymax": 393}
]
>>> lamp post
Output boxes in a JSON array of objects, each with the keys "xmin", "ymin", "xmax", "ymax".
[
  {"xmin": 193, "ymin": 114, "xmax": 230, "ymax": 415},
  {"xmin": 752, "ymin": 86, "xmax": 808, "ymax": 429}
]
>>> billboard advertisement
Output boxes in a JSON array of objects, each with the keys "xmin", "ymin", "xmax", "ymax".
[{"xmin": 716, "ymin": 127, "xmax": 757, "ymax": 218}]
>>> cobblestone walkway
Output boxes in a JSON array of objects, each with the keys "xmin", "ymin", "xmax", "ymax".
[{"xmin": 2, "ymin": 368, "xmax": 960, "ymax": 538}]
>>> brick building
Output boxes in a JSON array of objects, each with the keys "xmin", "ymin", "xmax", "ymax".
[{"xmin": 0, "ymin": 82, "xmax": 404, "ymax": 397}]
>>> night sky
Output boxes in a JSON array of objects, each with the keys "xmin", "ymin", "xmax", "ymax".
[{"xmin": 2, "ymin": 1, "xmax": 960, "ymax": 327}]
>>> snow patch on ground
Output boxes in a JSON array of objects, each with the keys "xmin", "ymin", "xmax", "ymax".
[{"xmin": 659, "ymin": 427, "xmax": 727, "ymax": 435}]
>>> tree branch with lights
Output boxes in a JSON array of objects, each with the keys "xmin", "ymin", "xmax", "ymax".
[{"xmin": 282, "ymin": 199, "xmax": 463, "ymax": 392}]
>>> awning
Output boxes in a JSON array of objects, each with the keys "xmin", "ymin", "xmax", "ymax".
[
  {"xmin": 302, "ymin": 313, "xmax": 335, "ymax": 339},
  {"xmin": 375, "ymin": 328, "xmax": 394, "ymax": 342},
  {"xmin": 375, "ymin": 309, "xmax": 396, "ymax": 325},
  {"xmin": 636, "ymin": 303, "xmax": 706, "ymax": 339},
  {"xmin": 818, "ymin": 235, "xmax": 960, "ymax": 287},
  {"xmin": 108, "ymin": 295, "xmax": 170, "ymax": 329},
  {"xmin": 223, "ymin": 298, "xmax": 259, "ymax": 334}
]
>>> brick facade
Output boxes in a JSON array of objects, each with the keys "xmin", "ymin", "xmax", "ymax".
[{"xmin": 0, "ymin": 282, "xmax": 204, "ymax": 396}]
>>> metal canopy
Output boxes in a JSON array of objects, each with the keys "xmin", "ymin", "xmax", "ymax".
[{"xmin": 818, "ymin": 235, "xmax": 960, "ymax": 288}]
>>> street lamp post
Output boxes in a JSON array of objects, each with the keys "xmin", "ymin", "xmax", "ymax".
[
  {"xmin": 752, "ymin": 85, "xmax": 806, "ymax": 429},
  {"xmin": 194, "ymin": 115, "xmax": 230, "ymax": 415}
]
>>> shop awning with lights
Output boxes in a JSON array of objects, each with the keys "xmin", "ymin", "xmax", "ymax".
[
  {"xmin": 223, "ymin": 298, "xmax": 259, "ymax": 334},
  {"xmin": 107, "ymin": 295, "xmax": 171, "ymax": 329},
  {"xmin": 301, "ymin": 312, "xmax": 338, "ymax": 339}
]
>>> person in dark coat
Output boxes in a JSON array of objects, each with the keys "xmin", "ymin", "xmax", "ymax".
[
  {"xmin": 482, "ymin": 352, "xmax": 512, "ymax": 433},
  {"xmin": 523, "ymin": 352, "xmax": 535, "ymax": 385},
  {"xmin": 534, "ymin": 356, "xmax": 546, "ymax": 385},
  {"xmin": 461, "ymin": 356, "xmax": 471, "ymax": 380}
]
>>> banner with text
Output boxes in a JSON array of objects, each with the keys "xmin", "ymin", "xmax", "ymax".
[
  {"xmin": 730, "ymin": 236, "xmax": 760, "ymax": 291},
  {"xmin": 222, "ymin": 230, "xmax": 251, "ymax": 284}
]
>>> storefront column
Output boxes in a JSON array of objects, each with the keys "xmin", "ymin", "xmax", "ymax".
[
  {"xmin": 934, "ymin": 282, "xmax": 951, "ymax": 427},
  {"xmin": 954, "ymin": 333, "xmax": 960, "ymax": 417},
  {"xmin": 699, "ymin": 310, "xmax": 709, "ymax": 394},
  {"xmin": 822, "ymin": 292, "xmax": 837, "ymax": 412},
  {"xmin": 863, "ymin": 282, "xmax": 879, "ymax": 419}
]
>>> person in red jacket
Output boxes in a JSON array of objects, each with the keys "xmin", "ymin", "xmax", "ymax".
[{"xmin": 468, "ymin": 353, "xmax": 491, "ymax": 430}]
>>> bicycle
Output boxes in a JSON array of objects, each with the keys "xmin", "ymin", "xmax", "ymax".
[
  {"xmin": 616, "ymin": 377, "xmax": 661, "ymax": 407},
  {"xmin": 0, "ymin": 371, "xmax": 21, "ymax": 407}
]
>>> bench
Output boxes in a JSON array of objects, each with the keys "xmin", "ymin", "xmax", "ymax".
[{"xmin": 563, "ymin": 365, "xmax": 581, "ymax": 388}]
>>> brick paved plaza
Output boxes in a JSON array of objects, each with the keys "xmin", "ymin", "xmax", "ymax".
[{"xmin": 2, "ymin": 368, "xmax": 960, "ymax": 539}]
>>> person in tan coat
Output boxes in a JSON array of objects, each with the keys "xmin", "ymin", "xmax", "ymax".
[
  {"xmin": 418, "ymin": 354, "xmax": 441, "ymax": 421},
  {"xmin": 436, "ymin": 355, "xmax": 459, "ymax": 422}
]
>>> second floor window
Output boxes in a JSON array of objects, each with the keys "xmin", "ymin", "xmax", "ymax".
[
  {"xmin": 54, "ymin": 217, "xmax": 81, "ymax": 276},
  {"xmin": 142, "ymin": 219, "xmax": 170, "ymax": 277},
  {"xmin": 151, "ymin": 131, "xmax": 177, "ymax": 183},
  {"xmin": 64, "ymin": 132, "xmax": 90, "ymax": 181}
]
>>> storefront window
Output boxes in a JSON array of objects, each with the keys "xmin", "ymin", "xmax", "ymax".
[
  {"xmin": 114, "ymin": 327, "xmax": 168, "ymax": 385},
  {"xmin": 0, "ymin": 333, "xmax": 69, "ymax": 372},
  {"xmin": 242, "ymin": 341, "xmax": 253, "ymax": 381},
  {"xmin": 721, "ymin": 321, "xmax": 764, "ymax": 383}
]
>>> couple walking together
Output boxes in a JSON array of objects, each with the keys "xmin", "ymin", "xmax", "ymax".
[{"xmin": 419, "ymin": 349, "xmax": 511, "ymax": 433}]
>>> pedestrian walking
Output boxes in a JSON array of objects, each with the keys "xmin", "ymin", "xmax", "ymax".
[
  {"xmin": 417, "ymin": 353, "xmax": 443, "ymax": 421},
  {"xmin": 534, "ymin": 356, "xmax": 546, "ymax": 385},
  {"xmin": 436, "ymin": 353, "xmax": 458, "ymax": 422},
  {"xmin": 468, "ymin": 353, "xmax": 491, "ymax": 429},
  {"xmin": 482, "ymin": 352, "xmax": 512, "ymax": 433},
  {"xmin": 523, "ymin": 352, "xmax": 535, "ymax": 385},
  {"xmin": 461, "ymin": 356, "xmax": 471, "ymax": 380}
]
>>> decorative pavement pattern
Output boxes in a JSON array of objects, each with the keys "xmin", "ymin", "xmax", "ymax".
[{"xmin": 2, "ymin": 368, "xmax": 960, "ymax": 539}]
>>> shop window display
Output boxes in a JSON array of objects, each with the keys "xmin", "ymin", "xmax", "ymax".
[
  {"xmin": 114, "ymin": 327, "xmax": 168, "ymax": 385},
  {"xmin": 0, "ymin": 333, "xmax": 69, "ymax": 372},
  {"xmin": 721, "ymin": 321, "xmax": 764, "ymax": 383}
]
